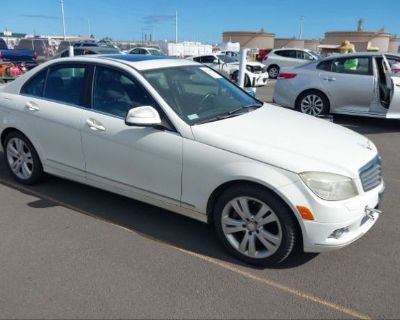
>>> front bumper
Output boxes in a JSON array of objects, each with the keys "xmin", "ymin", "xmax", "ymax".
[
  {"xmin": 280, "ymin": 180, "xmax": 384, "ymax": 253},
  {"xmin": 251, "ymin": 73, "xmax": 269, "ymax": 87}
]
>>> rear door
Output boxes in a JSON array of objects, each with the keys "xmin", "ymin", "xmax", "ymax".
[
  {"xmin": 318, "ymin": 56, "xmax": 375, "ymax": 113},
  {"xmin": 14, "ymin": 63, "xmax": 88, "ymax": 177},
  {"xmin": 274, "ymin": 50, "xmax": 301, "ymax": 67}
]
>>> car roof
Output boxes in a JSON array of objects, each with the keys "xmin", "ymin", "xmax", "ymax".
[
  {"xmin": 53, "ymin": 54, "xmax": 198, "ymax": 71},
  {"xmin": 74, "ymin": 46, "xmax": 118, "ymax": 51},
  {"xmin": 273, "ymin": 48, "xmax": 311, "ymax": 51},
  {"xmin": 320, "ymin": 52, "xmax": 389, "ymax": 61},
  {"xmin": 131, "ymin": 47, "xmax": 161, "ymax": 50}
]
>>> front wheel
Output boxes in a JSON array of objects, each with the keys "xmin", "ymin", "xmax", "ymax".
[{"xmin": 213, "ymin": 185, "xmax": 299, "ymax": 266}]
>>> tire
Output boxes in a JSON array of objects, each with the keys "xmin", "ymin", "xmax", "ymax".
[
  {"xmin": 4, "ymin": 131, "xmax": 44, "ymax": 185},
  {"xmin": 244, "ymin": 75, "xmax": 251, "ymax": 88},
  {"xmin": 213, "ymin": 184, "xmax": 299, "ymax": 267},
  {"xmin": 231, "ymin": 72, "xmax": 251, "ymax": 87},
  {"xmin": 267, "ymin": 65, "xmax": 280, "ymax": 79},
  {"xmin": 296, "ymin": 90, "xmax": 329, "ymax": 117}
]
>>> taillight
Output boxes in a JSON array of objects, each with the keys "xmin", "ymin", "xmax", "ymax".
[
  {"xmin": 34, "ymin": 52, "xmax": 38, "ymax": 60},
  {"xmin": 0, "ymin": 51, "xmax": 2, "ymax": 60},
  {"xmin": 277, "ymin": 73, "xmax": 297, "ymax": 80}
]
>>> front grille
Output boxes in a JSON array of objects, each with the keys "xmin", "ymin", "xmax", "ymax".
[{"xmin": 359, "ymin": 156, "xmax": 382, "ymax": 192}]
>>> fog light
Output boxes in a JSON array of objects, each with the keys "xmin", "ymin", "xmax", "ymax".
[{"xmin": 330, "ymin": 227, "xmax": 349, "ymax": 239}]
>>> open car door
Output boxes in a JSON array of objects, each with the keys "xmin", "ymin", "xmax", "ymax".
[{"xmin": 384, "ymin": 54, "xmax": 400, "ymax": 118}]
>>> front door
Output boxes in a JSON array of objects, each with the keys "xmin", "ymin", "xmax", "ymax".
[
  {"xmin": 80, "ymin": 65, "xmax": 183, "ymax": 204},
  {"xmin": 319, "ymin": 56, "xmax": 375, "ymax": 113}
]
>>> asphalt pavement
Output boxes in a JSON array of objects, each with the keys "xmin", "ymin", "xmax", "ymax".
[{"xmin": 0, "ymin": 84, "xmax": 399, "ymax": 319}]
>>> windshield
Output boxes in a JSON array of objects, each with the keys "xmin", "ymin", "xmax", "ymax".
[
  {"xmin": 142, "ymin": 66, "xmax": 262, "ymax": 125},
  {"xmin": 217, "ymin": 55, "xmax": 238, "ymax": 63}
]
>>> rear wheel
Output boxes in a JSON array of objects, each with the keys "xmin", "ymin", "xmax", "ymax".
[
  {"xmin": 296, "ymin": 91, "xmax": 329, "ymax": 116},
  {"xmin": 213, "ymin": 184, "xmax": 299, "ymax": 266},
  {"xmin": 268, "ymin": 65, "xmax": 280, "ymax": 79},
  {"xmin": 4, "ymin": 131, "xmax": 44, "ymax": 185}
]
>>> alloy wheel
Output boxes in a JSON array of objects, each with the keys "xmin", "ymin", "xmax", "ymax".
[
  {"xmin": 269, "ymin": 67, "xmax": 279, "ymax": 79},
  {"xmin": 221, "ymin": 197, "xmax": 282, "ymax": 259},
  {"xmin": 300, "ymin": 94, "xmax": 324, "ymax": 116},
  {"xmin": 6, "ymin": 137, "xmax": 34, "ymax": 180}
]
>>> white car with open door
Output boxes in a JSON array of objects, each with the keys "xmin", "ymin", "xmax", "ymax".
[
  {"xmin": 0, "ymin": 55, "xmax": 384, "ymax": 266},
  {"xmin": 274, "ymin": 52, "xmax": 400, "ymax": 119}
]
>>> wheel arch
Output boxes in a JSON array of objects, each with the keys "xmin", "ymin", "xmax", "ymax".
[
  {"xmin": 295, "ymin": 88, "xmax": 331, "ymax": 112},
  {"xmin": 1, "ymin": 127, "xmax": 44, "ymax": 162},
  {"xmin": 206, "ymin": 179, "xmax": 304, "ymax": 246}
]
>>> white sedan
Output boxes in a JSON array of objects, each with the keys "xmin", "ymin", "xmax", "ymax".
[
  {"xmin": 0, "ymin": 55, "xmax": 384, "ymax": 266},
  {"xmin": 188, "ymin": 54, "xmax": 269, "ymax": 87}
]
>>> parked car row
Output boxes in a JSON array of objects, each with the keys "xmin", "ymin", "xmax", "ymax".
[
  {"xmin": 0, "ymin": 54, "xmax": 384, "ymax": 266},
  {"xmin": 187, "ymin": 54, "xmax": 269, "ymax": 87}
]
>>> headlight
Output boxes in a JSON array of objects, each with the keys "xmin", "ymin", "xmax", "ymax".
[{"xmin": 300, "ymin": 172, "xmax": 358, "ymax": 201}]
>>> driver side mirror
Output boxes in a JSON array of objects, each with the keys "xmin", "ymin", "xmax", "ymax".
[
  {"xmin": 125, "ymin": 106, "xmax": 162, "ymax": 127},
  {"xmin": 213, "ymin": 59, "xmax": 220, "ymax": 65}
]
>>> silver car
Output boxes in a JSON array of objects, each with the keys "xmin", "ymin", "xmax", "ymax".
[{"xmin": 273, "ymin": 52, "xmax": 400, "ymax": 119}]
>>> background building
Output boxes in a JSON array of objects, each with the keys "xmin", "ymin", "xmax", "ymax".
[
  {"xmin": 223, "ymin": 31, "xmax": 275, "ymax": 49},
  {"xmin": 322, "ymin": 31, "xmax": 398, "ymax": 52}
]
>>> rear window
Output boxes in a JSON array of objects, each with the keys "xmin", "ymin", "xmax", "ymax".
[
  {"xmin": 317, "ymin": 60, "xmax": 333, "ymax": 72},
  {"xmin": 275, "ymin": 50, "xmax": 296, "ymax": 58},
  {"xmin": 21, "ymin": 69, "xmax": 48, "ymax": 97},
  {"xmin": 16, "ymin": 39, "xmax": 33, "ymax": 50}
]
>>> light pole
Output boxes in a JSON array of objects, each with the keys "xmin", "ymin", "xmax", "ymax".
[
  {"xmin": 299, "ymin": 16, "xmax": 304, "ymax": 39},
  {"xmin": 60, "ymin": 0, "xmax": 66, "ymax": 39},
  {"xmin": 175, "ymin": 11, "xmax": 178, "ymax": 43}
]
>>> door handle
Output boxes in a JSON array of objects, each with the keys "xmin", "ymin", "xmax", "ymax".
[
  {"xmin": 86, "ymin": 118, "xmax": 106, "ymax": 132},
  {"xmin": 323, "ymin": 77, "xmax": 336, "ymax": 82},
  {"xmin": 25, "ymin": 101, "xmax": 40, "ymax": 112}
]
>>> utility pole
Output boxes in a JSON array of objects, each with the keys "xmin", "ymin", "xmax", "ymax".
[
  {"xmin": 60, "ymin": 0, "xmax": 66, "ymax": 39},
  {"xmin": 299, "ymin": 16, "xmax": 304, "ymax": 39},
  {"xmin": 175, "ymin": 10, "xmax": 178, "ymax": 43},
  {"xmin": 88, "ymin": 18, "xmax": 91, "ymax": 37}
]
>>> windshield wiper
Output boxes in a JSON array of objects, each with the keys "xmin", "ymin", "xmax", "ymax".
[
  {"xmin": 195, "ymin": 104, "xmax": 263, "ymax": 125},
  {"xmin": 228, "ymin": 104, "xmax": 263, "ymax": 115}
]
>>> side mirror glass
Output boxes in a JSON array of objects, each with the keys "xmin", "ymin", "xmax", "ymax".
[{"xmin": 125, "ymin": 106, "xmax": 162, "ymax": 127}]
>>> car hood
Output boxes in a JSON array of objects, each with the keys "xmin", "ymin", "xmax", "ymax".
[{"xmin": 191, "ymin": 104, "xmax": 377, "ymax": 177}]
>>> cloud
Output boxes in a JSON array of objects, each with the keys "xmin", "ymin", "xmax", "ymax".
[
  {"xmin": 142, "ymin": 15, "xmax": 175, "ymax": 25},
  {"xmin": 20, "ymin": 14, "xmax": 59, "ymax": 20}
]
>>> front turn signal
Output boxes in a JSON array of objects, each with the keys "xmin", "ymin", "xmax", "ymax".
[{"xmin": 296, "ymin": 206, "xmax": 315, "ymax": 221}]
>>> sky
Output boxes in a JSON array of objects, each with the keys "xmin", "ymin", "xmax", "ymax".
[{"xmin": 2, "ymin": 0, "xmax": 400, "ymax": 43}]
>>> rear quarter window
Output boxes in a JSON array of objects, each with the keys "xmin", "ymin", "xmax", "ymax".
[
  {"xmin": 21, "ymin": 69, "xmax": 48, "ymax": 97},
  {"xmin": 317, "ymin": 60, "xmax": 334, "ymax": 72}
]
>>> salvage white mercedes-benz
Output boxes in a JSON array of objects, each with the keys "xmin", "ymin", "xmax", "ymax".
[{"xmin": 0, "ymin": 55, "xmax": 384, "ymax": 266}]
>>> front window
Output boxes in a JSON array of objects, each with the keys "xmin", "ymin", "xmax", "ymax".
[
  {"xmin": 332, "ymin": 57, "xmax": 371, "ymax": 76},
  {"xmin": 142, "ymin": 66, "xmax": 262, "ymax": 125},
  {"xmin": 93, "ymin": 66, "xmax": 157, "ymax": 118}
]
